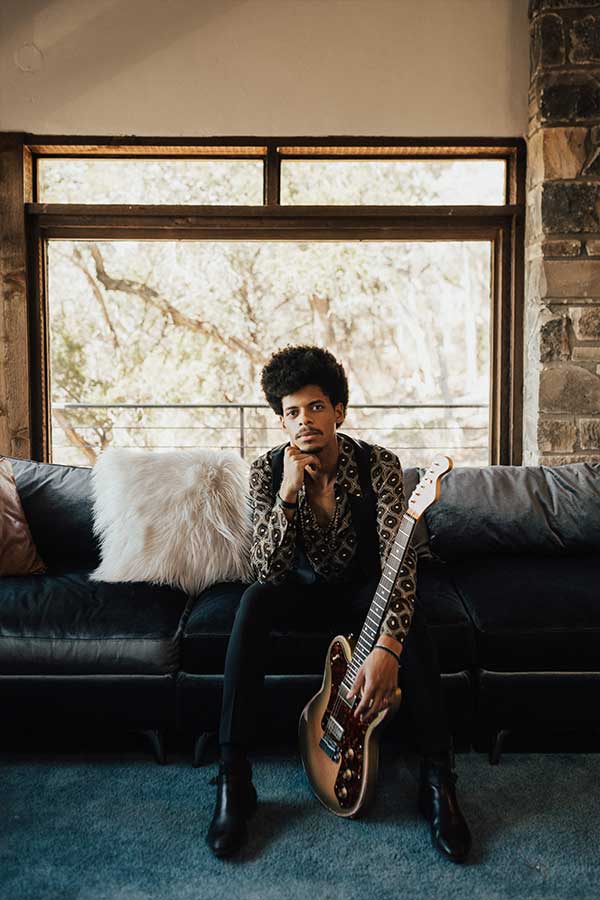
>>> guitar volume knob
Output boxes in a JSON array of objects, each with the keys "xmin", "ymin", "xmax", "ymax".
[{"xmin": 342, "ymin": 768, "xmax": 352, "ymax": 781}]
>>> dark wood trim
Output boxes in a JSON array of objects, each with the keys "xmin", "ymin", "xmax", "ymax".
[
  {"xmin": 26, "ymin": 203, "xmax": 521, "ymax": 217},
  {"xmin": 264, "ymin": 147, "xmax": 279, "ymax": 206},
  {"xmin": 509, "ymin": 210, "xmax": 525, "ymax": 464},
  {"xmin": 494, "ymin": 223, "xmax": 512, "ymax": 466},
  {"xmin": 0, "ymin": 139, "xmax": 34, "ymax": 457},
  {"xmin": 2, "ymin": 132, "xmax": 525, "ymax": 465},
  {"xmin": 25, "ymin": 205, "xmax": 522, "ymax": 243},
  {"xmin": 26, "ymin": 219, "xmax": 49, "ymax": 462},
  {"xmin": 18, "ymin": 132, "xmax": 523, "ymax": 151}
]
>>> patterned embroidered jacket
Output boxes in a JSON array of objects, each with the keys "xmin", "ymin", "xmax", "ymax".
[{"xmin": 248, "ymin": 432, "xmax": 417, "ymax": 646}]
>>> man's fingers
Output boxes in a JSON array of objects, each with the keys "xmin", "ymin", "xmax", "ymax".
[
  {"xmin": 287, "ymin": 447, "xmax": 320, "ymax": 462},
  {"xmin": 353, "ymin": 683, "xmax": 378, "ymax": 719},
  {"xmin": 354, "ymin": 687, "xmax": 389, "ymax": 721}
]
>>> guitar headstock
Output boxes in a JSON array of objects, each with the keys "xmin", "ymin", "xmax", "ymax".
[{"xmin": 407, "ymin": 455, "xmax": 453, "ymax": 520}]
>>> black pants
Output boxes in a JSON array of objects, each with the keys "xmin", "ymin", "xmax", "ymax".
[{"xmin": 218, "ymin": 575, "xmax": 452, "ymax": 757}]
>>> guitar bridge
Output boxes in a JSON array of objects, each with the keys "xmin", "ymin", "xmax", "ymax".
[{"xmin": 319, "ymin": 733, "xmax": 341, "ymax": 762}]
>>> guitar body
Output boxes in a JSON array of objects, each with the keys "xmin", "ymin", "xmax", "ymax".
[{"xmin": 298, "ymin": 634, "xmax": 402, "ymax": 818}]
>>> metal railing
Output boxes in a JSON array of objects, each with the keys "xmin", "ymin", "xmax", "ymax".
[{"xmin": 51, "ymin": 401, "xmax": 489, "ymax": 464}]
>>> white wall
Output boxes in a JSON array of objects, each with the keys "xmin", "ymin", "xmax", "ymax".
[{"xmin": 0, "ymin": 0, "xmax": 529, "ymax": 138}]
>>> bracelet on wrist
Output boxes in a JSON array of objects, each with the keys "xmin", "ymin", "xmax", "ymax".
[
  {"xmin": 276, "ymin": 491, "xmax": 298, "ymax": 509},
  {"xmin": 374, "ymin": 643, "xmax": 402, "ymax": 665}
]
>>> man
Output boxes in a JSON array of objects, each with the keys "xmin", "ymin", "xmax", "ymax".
[{"xmin": 207, "ymin": 344, "xmax": 471, "ymax": 862}]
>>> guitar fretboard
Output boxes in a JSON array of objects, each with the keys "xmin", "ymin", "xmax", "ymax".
[{"xmin": 342, "ymin": 511, "xmax": 417, "ymax": 692}]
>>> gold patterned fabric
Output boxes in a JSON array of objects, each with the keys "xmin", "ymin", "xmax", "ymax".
[{"xmin": 248, "ymin": 433, "xmax": 417, "ymax": 645}]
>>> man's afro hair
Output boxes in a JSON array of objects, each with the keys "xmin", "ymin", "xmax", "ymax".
[{"xmin": 260, "ymin": 344, "xmax": 349, "ymax": 421}]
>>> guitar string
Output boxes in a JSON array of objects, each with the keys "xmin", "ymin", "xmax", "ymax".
[{"xmin": 326, "ymin": 524, "xmax": 414, "ymax": 736}]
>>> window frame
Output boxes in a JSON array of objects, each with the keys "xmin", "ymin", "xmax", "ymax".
[{"xmin": 22, "ymin": 135, "xmax": 525, "ymax": 465}]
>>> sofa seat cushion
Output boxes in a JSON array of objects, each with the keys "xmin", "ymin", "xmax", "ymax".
[
  {"xmin": 451, "ymin": 555, "xmax": 600, "ymax": 670},
  {"xmin": 181, "ymin": 562, "xmax": 474, "ymax": 675},
  {"xmin": 0, "ymin": 570, "xmax": 193, "ymax": 675}
]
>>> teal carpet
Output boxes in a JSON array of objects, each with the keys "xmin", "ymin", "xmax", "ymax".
[{"xmin": 1, "ymin": 735, "xmax": 599, "ymax": 900}]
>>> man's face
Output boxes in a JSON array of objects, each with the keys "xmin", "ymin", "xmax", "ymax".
[{"xmin": 279, "ymin": 384, "xmax": 345, "ymax": 454}]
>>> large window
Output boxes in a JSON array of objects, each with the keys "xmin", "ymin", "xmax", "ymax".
[{"xmin": 26, "ymin": 138, "xmax": 525, "ymax": 466}]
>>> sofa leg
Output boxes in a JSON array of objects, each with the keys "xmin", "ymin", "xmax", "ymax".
[
  {"xmin": 139, "ymin": 729, "xmax": 167, "ymax": 765},
  {"xmin": 193, "ymin": 731, "xmax": 217, "ymax": 768},
  {"xmin": 489, "ymin": 728, "xmax": 511, "ymax": 765}
]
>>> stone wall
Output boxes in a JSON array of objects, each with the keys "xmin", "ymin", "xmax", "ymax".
[{"xmin": 526, "ymin": 0, "xmax": 600, "ymax": 464}]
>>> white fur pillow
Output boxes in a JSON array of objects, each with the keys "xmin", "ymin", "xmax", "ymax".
[{"xmin": 89, "ymin": 447, "xmax": 254, "ymax": 594}]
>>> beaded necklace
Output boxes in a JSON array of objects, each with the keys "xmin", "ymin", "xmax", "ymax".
[{"xmin": 299, "ymin": 485, "xmax": 341, "ymax": 556}]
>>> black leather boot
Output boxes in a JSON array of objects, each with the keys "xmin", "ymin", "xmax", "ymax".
[
  {"xmin": 206, "ymin": 758, "xmax": 258, "ymax": 858},
  {"xmin": 418, "ymin": 752, "xmax": 472, "ymax": 863}
]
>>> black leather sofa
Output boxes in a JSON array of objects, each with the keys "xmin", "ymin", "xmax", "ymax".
[{"xmin": 2, "ymin": 455, "xmax": 598, "ymax": 766}]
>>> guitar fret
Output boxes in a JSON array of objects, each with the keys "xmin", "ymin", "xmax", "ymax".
[{"xmin": 345, "ymin": 512, "xmax": 419, "ymax": 686}]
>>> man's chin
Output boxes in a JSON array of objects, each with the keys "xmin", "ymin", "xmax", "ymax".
[{"xmin": 298, "ymin": 436, "xmax": 322, "ymax": 451}]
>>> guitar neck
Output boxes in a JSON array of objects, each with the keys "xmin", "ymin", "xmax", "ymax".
[{"xmin": 342, "ymin": 511, "xmax": 417, "ymax": 691}]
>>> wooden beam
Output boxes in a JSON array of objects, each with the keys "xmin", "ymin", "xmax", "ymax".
[{"xmin": 0, "ymin": 137, "xmax": 33, "ymax": 457}]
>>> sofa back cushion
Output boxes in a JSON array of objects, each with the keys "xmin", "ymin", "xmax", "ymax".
[
  {"xmin": 0, "ymin": 458, "xmax": 47, "ymax": 575},
  {"xmin": 5, "ymin": 457, "xmax": 99, "ymax": 570},
  {"xmin": 424, "ymin": 463, "xmax": 600, "ymax": 560}
]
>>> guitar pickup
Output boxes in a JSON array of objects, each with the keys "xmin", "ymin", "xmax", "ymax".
[{"xmin": 327, "ymin": 716, "xmax": 344, "ymax": 742}]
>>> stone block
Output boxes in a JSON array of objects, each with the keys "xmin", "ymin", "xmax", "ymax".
[
  {"xmin": 540, "ymin": 363, "xmax": 600, "ymax": 412},
  {"xmin": 542, "ymin": 182, "xmax": 600, "ymax": 233},
  {"xmin": 572, "ymin": 306, "xmax": 600, "ymax": 337},
  {"xmin": 539, "ymin": 72, "xmax": 600, "ymax": 122},
  {"xmin": 573, "ymin": 345, "xmax": 600, "ymax": 359},
  {"xmin": 579, "ymin": 416, "xmax": 600, "ymax": 447},
  {"xmin": 569, "ymin": 14, "xmax": 600, "ymax": 63},
  {"xmin": 527, "ymin": 127, "xmax": 592, "ymax": 184},
  {"xmin": 525, "ymin": 257, "xmax": 547, "ymax": 299},
  {"xmin": 531, "ymin": 0, "xmax": 600, "ymax": 17},
  {"xmin": 541, "ymin": 315, "xmax": 572, "ymax": 360},
  {"xmin": 538, "ymin": 417, "xmax": 578, "ymax": 451},
  {"xmin": 527, "ymin": 187, "xmax": 543, "ymax": 241},
  {"xmin": 578, "ymin": 125, "xmax": 600, "ymax": 177},
  {"xmin": 527, "ymin": 130, "xmax": 543, "ymax": 189},
  {"xmin": 585, "ymin": 238, "xmax": 600, "ymax": 254},
  {"xmin": 532, "ymin": 14, "xmax": 566, "ymax": 71},
  {"xmin": 544, "ymin": 259, "xmax": 600, "ymax": 297},
  {"xmin": 540, "ymin": 453, "xmax": 600, "ymax": 464},
  {"xmin": 542, "ymin": 239, "xmax": 582, "ymax": 256}
]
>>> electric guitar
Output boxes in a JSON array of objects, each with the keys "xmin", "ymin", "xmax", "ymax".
[{"xmin": 298, "ymin": 454, "xmax": 453, "ymax": 818}]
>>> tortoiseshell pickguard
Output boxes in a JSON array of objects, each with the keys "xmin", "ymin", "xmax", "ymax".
[{"xmin": 320, "ymin": 640, "xmax": 369, "ymax": 811}]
